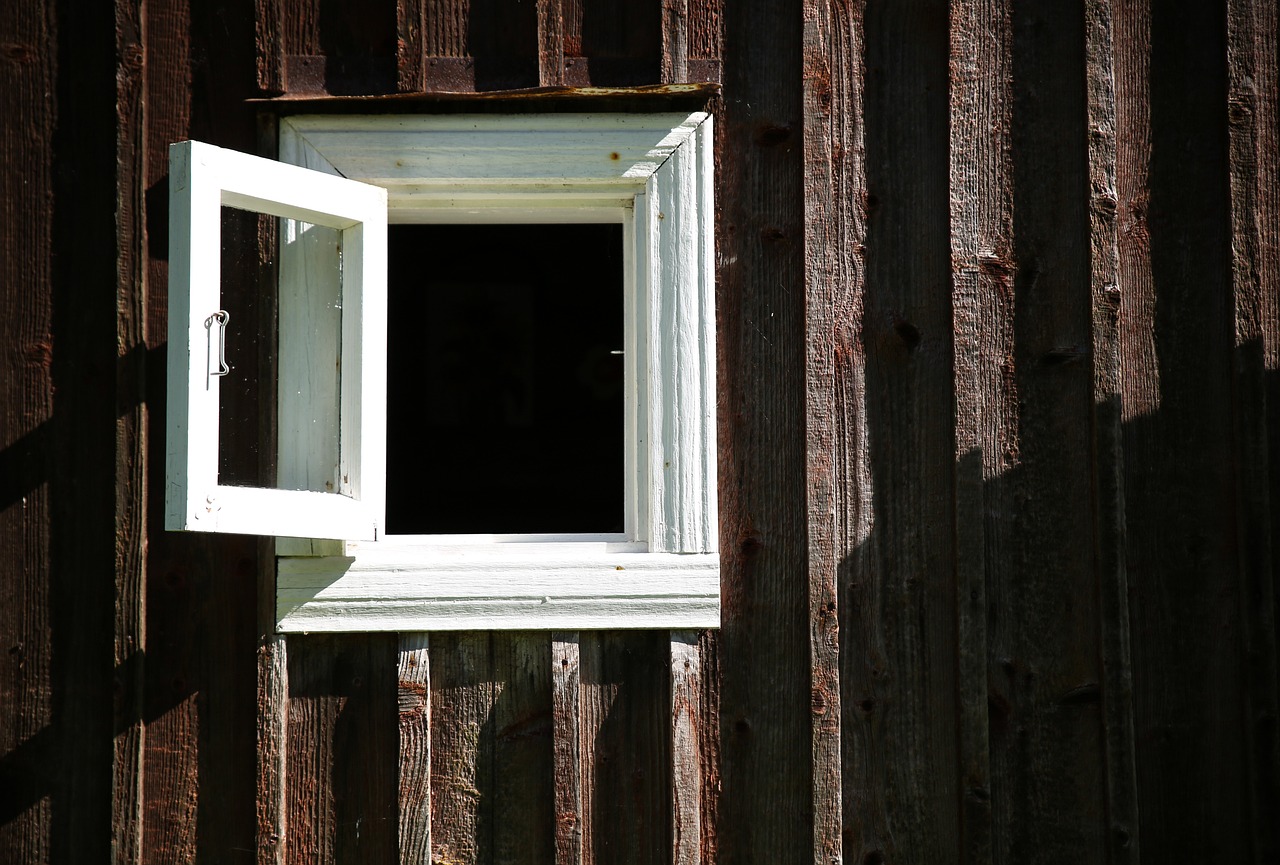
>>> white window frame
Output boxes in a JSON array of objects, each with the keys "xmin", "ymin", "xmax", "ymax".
[
  {"xmin": 168, "ymin": 113, "xmax": 718, "ymax": 632},
  {"xmin": 164, "ymin": 140, "xmax": 388, "ymax": 541}
]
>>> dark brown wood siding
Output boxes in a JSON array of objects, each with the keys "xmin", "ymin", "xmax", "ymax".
[{"xmin": 2, "ymin": 0, "xmax": 1278, "ymax": 862}]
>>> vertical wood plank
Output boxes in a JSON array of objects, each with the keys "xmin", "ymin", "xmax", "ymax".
[
  {"xmin": 801, "ymin": 0, "xmax": 862, "ymax": 861},
  {"xmin": 695, "ymin": 631, "xmax": 720, "ymax": 865},
  {"xmin": 997, "ymin": 3, "xmax": 1110, "ymax": 861},
  {"xmin": 660, "ymin": 0, "xmax": 688, "ymax": 83},
  {"xmin": 286, "ymin": 635, "xmax": 398, "ymax": 864},
  {"xmin": 492, "ymin": 634, "xmax": 555, "ymax": 865},
  {"xmin": 852, "ymin": 0, "xmax": 960, "ymax": 859},
  {"xmin": 1226, "ymin": 0, "xmax": 1280, "ymax": 858},
  {"xmin": 1120, "ymin": 1, "xmax": 1246, "ymax": 860},
  {"xmin": 553, "ymin": 633, "xmax": 583, "ymax": 865},
  {"xmin": 1084, "ymin": 0, "xmax": 1142, "ymax": 860},
  {"xmin": 717, "ymin": 0, "xmax": 812, "ymax": 859},
  {"xmin": 948, "ymin": 0, "xmax": 1010, "ymax": 858},
  {"xmin": 670, "ymin": 632, "xmax": 702, "ymax": 865},
  {"xmin": 397, "ymin": 0, "xmax": 426, "ymax": 91},
  {"xmin": 538, "ymin": 0, "xmax": 565, "ymax": 86},
  {"xmin": 114, "ymin": 0, "xmax": 147, "ymax": 859},
  {"xmin": 399, "ymin": 634, "xmax": 432, "ymax": 865},
  {"xmin": 0, "ymin": 0, "xmax": 57, "ymax": 858},
  {"xmin": 579, "ymin": 632, "xmax": 671, "ymax": 865},
  {"xmin": 257, "ymin": 635, "xmax": 289, "ymax": 865},
  {"xmin": 430, "ymin": 632, "xmax": 495, "ymax": 865},
  {"xmin": 256, "ymin": 0, "xmax": 286, "ymax": 93}
]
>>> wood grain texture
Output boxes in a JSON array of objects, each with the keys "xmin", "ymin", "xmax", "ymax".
[
  {"xmin": 538, "ymin": 0, "xmax": 565, "ymax": 86},
  {"xmin": 0, "ymin": 0, "xmax": 58, "ymax": 858},
  {"xmin": 716, "ymin": 0, "xmax": 813, "ymax": 861},
  {"xmin": 552, "ymin": 633, "xmax": 583, "ymax": 865},
  {"xmin": 660, "ymin": 0, "xmax": 688, "ymax": 83},
  {"xmin": 847, "ymin": 0, "xmax": 960, "ymax": 860},
  {"xmin": 286, "ymin": 634, "xmax": 398, "ymax": 863},
  {"xmin": 114, "ymin": 0, "xmax": 148, "ymax": 860},
  {"xmin": 1120, "ymin": 1, "xmax": 1251, "ymax": 860},
  {"xmin": 256, "ymin": 0, "xmax": 286, "ymax": 92},
  {"xmin": 948, "ymin": 0, "xmax": 1010, "ymax": 859},
  {"xmin": 398, "ymin": 634, "xmax": 432, "ymax": 865},
  {"xmin": 430, "ymin": 632, "xmax": 555, "ymax": 865},
  {"xmin": 1227, "ymin": 0, "xmax": 1280, "ymax": 858},
  {"xmin": 579, "ymin": 632, "xmax": 671, "ymax": 865},
  {"xmin": 801, "ymin": 0, "xmax": 862, "ymax": 861},
  {"xmin": 997, "ymin": 3, "xmax": 1108, "ymax": 862},
  {"xmin": 257, "ymin": 635, "xmax": 289, "ymax": 865},
  {"xmin": 397, "ymin": 0, "xmax": 426, "ymax": 90},
  {"xmin": 670, "ymin": 633, "xmax": 702, "ymax": 865},
  {"xmin": 1084, "ymin": 0, "xmax": 1141, "ymax": 860}
]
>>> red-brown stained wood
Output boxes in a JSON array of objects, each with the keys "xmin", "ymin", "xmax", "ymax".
[
  {"xmin": 552, "ymin": 634, "xmax": 583, "ymax": 865},
  {"xmin": 800, "ymin": 0, "xmax": 860, "ymax": 860},
  {"xmin": 660, "ymin": 0, "xmax": 688, "ymax": 83},
  {"xmin": 1227, "ymin": 0, "xmax": 1280, "ymax": 857},
  {"xmin": 561, "ymin": 0, "xmax": 660, "ymax": 86},
  {"xmin": 695, "ymin": 631, "xmax": 719, "ymax": 865},
  {"xmin": 948, "ymin": 0, "xmax": 1009, "ymax": 859},
  {"xmin": 0, "ymin": 0, "xmax": 57, "ymax": 859},
  {"xmin": 286, "ymin": 635, "xmax": 398, "ymax": 863},
  {"xmin": 538, "ymin": 0, "xmax": 565, "ymax": 86},
  {"xmin": 716, "ymin": 0, "xmax": 812, "ymax": 860},
  {"xmin": 258, "ymin": 635, "xmax": 289, "ymax": 865},
  {"xmin": 397, "ymin": 0, "xmax": 426, "ymax": 90},
  {"xmin": 114, "ymin": 0, "xmax": 147, "ymax": 861},
  {"xmin": 578, "ymin": 632, "xmax": 670, "ymax": 865},
  {"xmin": 1119, "ymin": 2, "xmax": 1252, "ymax": 861},
  {"xmin": 398, "ymin": 634, "xmax": 432, "ymax": 865},
  {"xmin": 257, "ymin": 0, "xmax": 286, "ymax": 92},
  {"xmin": 430, "ymin": 632, "xmax": 554, "ymax": 865},
  {"xmin": 994, "ymin": 3, "xmax": 1109, "ymax": 861},
  {"xmin": 1084, "ymin": 0, "xmax": 1141, "ymax": 860},
  {"xmin": 848, "ymin": 0, "xmax": 960, "ymax": 859}
]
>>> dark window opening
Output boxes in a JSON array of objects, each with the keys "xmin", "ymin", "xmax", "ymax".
[{"xmin": 386, "ymin": 223, "xmax": 625, "ymax": 534}]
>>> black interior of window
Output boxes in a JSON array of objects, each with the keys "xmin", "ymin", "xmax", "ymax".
[{"xmin": 385, "ymin": 223, "xmax": 625, "ymax": 534}]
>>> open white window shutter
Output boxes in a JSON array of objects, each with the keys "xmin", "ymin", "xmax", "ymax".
[{"xmin": 165, "ymin": 140, "xmax": 388, "ymax": 541}]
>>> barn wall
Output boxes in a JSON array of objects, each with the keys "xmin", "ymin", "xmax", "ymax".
[{"xmin": 2, "ymin": 0, "xmax": 1278, "ymax": 863}]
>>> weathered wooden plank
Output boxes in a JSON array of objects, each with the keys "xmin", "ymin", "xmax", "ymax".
[
  {"xmin": 286, "ymin": 634, "xmax": 398, "ymax": 863},
  {"xmin": 670, "ymin": 633, "xmax": 702, "ymax": 865},
  {"xmin": 1226, "ymin": 0, "xmax": 1280, "ymax": 858},
  {"xmin": 397, "ymin": 0, "xmax": 426, "ymax": 90},
  {"xmin": 538, "ymin": 0, "xmax": 565, "ymax": 86},
  {"xmin": 948, "ymin": 0, "xmax": 1010, "ymax": 858},
  {"xmin": 695, "ymin": 631, "xmax": 720, "ymax": 865},
  {"xmin": 660, "ymin": 0, "xmax": 688, "ymax": 83},
  {"xmin": 552, "ymin": 634, "xmax": 583, "ymax": 865},
  {"xmin": 430, "ymin": 632, "xmax": 496, "ymax": 865},
  {"xmin": 1119, "ymin": 2, "xmax": 1250, "ymax": 860},
  {"xmin": 801, "ymin": 0, "xmax": 862, "ymax": 860},
  {"xmin": 398, "ymin": 634, "xmax": 432, "ymax": 865},
  {"xmin": 257, "ymin": 635, "xmax": 289, "ymax": 865},
  {"xmin": 848, "ymin": 0, "xmax": 960, "ymax": 859},
  {"xmin": 113, "ymin": 0, "xmax": 148, "ymax": 860},
  {"xmin": 256, "ymin": 0, "xmax": 286, "ymax": 92},
  {"xmin": 0, "ymin": 0, "xmax": 57, "ymax": 858},
  {"xmin": 716, "ymin": 0, "xmax": 812, "ymax": 861},
  {"xmin": 579, "ymin": 632, "xmax": 671, "ymax": 865},
  {"xmin": 491, "ymin": 634, "xmax": 555, "ymax": 865},
  {"xmin": 992, "ymin": 3, "xmax": 1109, "ymax": 862},
  {"xmin": 1084, "ymin": 0, "xmax": 1141, "ymax": 861}
]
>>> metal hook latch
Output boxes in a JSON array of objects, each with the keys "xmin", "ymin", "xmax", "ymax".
[{"xmin": 205, "ymin": 310, "xmax": 230, "ymax": 384}]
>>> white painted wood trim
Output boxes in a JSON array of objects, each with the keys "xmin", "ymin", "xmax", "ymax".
[
  {"xmin": 165, "ymin": 140, "xmax": 387, "ymax": 539},
  {"xmin": 277, "ymin": 551, "xmax": 720, "ymax": 632},
  {"xmin": 267, "ymin": 112, "xmax": 719, "ymax": 630}
]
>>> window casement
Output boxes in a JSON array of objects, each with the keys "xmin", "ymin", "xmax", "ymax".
[{"xmin": 166, "ymin": 112, "xmax": 718, "ymax": 632}]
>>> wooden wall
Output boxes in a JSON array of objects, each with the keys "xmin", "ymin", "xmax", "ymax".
[{"xmin": 2, "ymin": 0, "xmax": 1278, "ymax": 863}]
